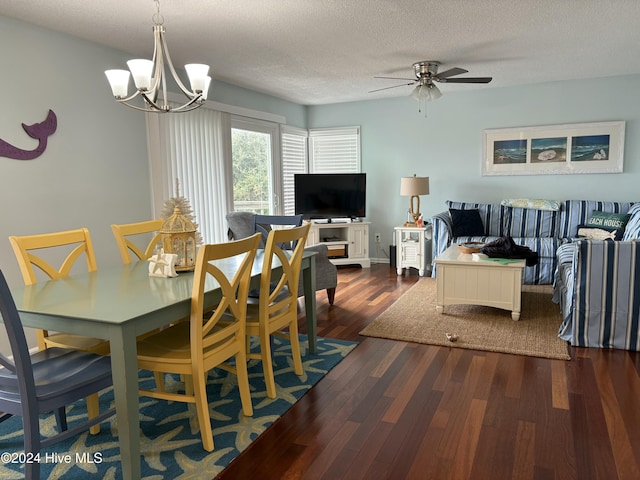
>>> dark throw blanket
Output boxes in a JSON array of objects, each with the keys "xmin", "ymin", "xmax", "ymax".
[{"xmin": 480, "ymin": 236, "xmax": 539, "ymax": 267}]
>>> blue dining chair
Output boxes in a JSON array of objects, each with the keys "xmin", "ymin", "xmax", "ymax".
[
  {"xmin": 0, "ymin": 270, "xmax": 115, "ymax": 480},
  {"xmin": 252, "ymin": 214, "xmax": 304, "ymax": 247},
  {"xmin": 227, "ymin": 212, "xmax": 338, "ymax": 304}
]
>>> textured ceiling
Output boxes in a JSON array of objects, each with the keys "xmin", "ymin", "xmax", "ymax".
[{"xmin": 2, "ymin": 0, "xmax": 640, "ymax": 106}]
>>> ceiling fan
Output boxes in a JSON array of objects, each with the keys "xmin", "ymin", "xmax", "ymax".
[{"xmin": 370, "ymin": 61, "xmax": 492, "ymax": 103}]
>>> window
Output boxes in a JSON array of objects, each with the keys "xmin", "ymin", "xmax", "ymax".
[
  {"xmin": 230, "ymin": 117, "xmax": 281, "ymax": 214},
  {"xmin": 281, "ymin": 126, "xmax": 308, "ymax": 215},
  {"xmin": 309, "ymin": 127, "xmax": 361, "ymax": 173},
  {"xmin": 281, "ymin": 126, "xmax": 361, "ymax": 215}
]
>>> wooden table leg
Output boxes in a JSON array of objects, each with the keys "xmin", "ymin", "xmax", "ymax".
[
  {"xmin": 109, "ymin": 326, "xmax": 141, "ymax": 480},
  {"xmin": 302, "ymin": 255, "xmax": 317, "ymax": 354}
]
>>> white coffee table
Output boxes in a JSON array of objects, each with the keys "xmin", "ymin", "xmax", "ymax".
[{"xmin": 433, "ymin": 245, "xmax": 526, "ymax": 320}]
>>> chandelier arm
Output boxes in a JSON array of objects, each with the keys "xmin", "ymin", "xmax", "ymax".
[
  {"xmin": 115, "ymin": 99, "xmax": 164, "ymax": 113},
  {"xmin": 115, "ymin": 90, "xmax": 144, "ymax": 104},
  {"xmin": 141, "ymin": 92, "xmax": 170, "ymax": 112},
  {"xmin": 116, "ymin": 95, "xmax": 203, "ymax": 114},
  {"xmin": 158, "ymin": 30, "xmax": 197, "ymax": 97},
  {"xmin": 169, "ymin": 96, "xmax": 204, "ymax": 112},
  {"xmin": 148, "ymin": 27, "xmax": 163, "ymax": 97}
]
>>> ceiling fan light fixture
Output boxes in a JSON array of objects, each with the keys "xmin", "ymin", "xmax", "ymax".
[
  {"xmin": 410, "ymin": 82, "xmax": 441, "ymax": 102},
  {"xmin": 429, "ymin": 83, "xmax": 442, "ymax": 100}
]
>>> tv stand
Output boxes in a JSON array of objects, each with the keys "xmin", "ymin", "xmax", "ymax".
[{"xmin": 307, "ymin": 222, "xmax": 370, "ymax": 268}]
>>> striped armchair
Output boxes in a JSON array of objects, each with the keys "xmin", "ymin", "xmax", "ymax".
[{"xmin": 554, "ymin": 238, "xmax": 640, "ymax": 350}]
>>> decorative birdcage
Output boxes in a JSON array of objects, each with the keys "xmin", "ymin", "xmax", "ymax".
[{"xmin": 160, "ymin": 205, "xmax": 197, "ymax": 272}]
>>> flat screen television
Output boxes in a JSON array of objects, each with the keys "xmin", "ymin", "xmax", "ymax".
[{"xmin": 294, "ymin": 173, "xmax": 366, "ymax": 220}]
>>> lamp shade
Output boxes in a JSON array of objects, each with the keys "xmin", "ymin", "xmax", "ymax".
[
  {"xmin": 105, "ymin": 69, "xmax": 131, "ymax": 98},
  {"xmin": 127, "ymin": 59, "xmax": 154, "ymax": 90},
  {"xmin": 185, "ymin": 63, "xmax": 210, "ymax": 92},
  {"xmin": 400, "ymin": 175, "xmax": 429, "ymax": 196}
]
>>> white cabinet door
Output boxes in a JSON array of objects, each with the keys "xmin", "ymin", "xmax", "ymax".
[
  {"xmin": 306, "ymin": 227, "xmax": 320, "ymax": 246},
  {"xmin": 349, "ymin": 224, "xmax": 369, "ymax": 259}
]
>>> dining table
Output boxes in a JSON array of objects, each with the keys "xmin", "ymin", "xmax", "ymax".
[{"xmin": 11, "ymin": 249, "xmax": 317, "ymax": 480}]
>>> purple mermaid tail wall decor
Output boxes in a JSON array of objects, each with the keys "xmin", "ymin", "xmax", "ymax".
[{"xmin": 0, "ymin": 109, "xmax": 57, "ymax": 160}]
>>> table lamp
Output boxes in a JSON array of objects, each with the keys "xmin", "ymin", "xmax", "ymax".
[{"xmin": 400, "ymin": 174, "xmax": 430, "ymax": 226}]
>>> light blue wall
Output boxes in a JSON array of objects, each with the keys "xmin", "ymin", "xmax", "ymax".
[
  {"xmin": 0, "ymin": 15, "xmax": 150, "ymax": 287},
  {"xmin": 0, "ymin": 15, "xmax": 305, "ymax": 291},
  {"xmin": 212, "ymin": 80, "xmax": 306, "ymax": 127},
  {"xmin": 307, "ymin": 75, "xmax": 640, "ymax": 253},
  {"xmin": 1, "ymin": 12, "xmax": 639, "ymax": 351}
]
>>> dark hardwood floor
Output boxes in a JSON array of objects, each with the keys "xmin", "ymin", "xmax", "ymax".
[{"xmin": 217, "ymin": 264, "xmax": 640, "ymax": 480}]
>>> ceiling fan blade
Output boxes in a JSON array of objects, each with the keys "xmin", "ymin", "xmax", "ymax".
[
  {"xmin": 368, "ymin": 82, "xmax": 416, "ymax": 93},
  {"xmin": 438, "ymin": 77, "xmax": 493, "ymax": 84},
  {"xmin": 374, "ymin": 76, "xmax": 416, "ymax": 81},
  {"xmin": 434, "ymin": 67, "xmax": 468, "ymax": 79}
]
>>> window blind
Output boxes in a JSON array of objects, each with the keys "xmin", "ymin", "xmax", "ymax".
[
  {"xmin": 308, "ymin": 127, "xmax": 360, "ymax": 173},
  {"xmin": 146, "ymin": 105, "xmax": 232, "ymax": 244},
  {"xmin": 281, "ymin": 126, "xmax": 308, "ymax": 215}
]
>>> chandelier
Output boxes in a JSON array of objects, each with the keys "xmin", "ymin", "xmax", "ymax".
[{"xmin": 104, "ymin": 0, "xmax": 211, "ymax": 113}]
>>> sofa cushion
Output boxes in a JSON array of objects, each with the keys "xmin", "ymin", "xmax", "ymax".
[
  {"xmin": 450, "ymin": 209, "xmax": 485, "ymax": 237},
  {"xmin": 622, "ymin": 203, "xmax": 640, "ymax": 241},
  {"xmin": 446, "ymin": 201, "xmax": 505, "ymax": 237},
  {"xmin": 504, "ymin": 207, "xmax": 559, "ymax": 238},
  {"xmin": 501, "ymin": 198, "xmax": 561, "ymax": 211}
]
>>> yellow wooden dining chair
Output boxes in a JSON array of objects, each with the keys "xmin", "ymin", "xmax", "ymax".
[
  {"xmin": 8, "ymin": 228, "xmax": 109, "ymax": 355},
  {"xmin": 8, "ymin": 227, "xmax": 110, "ymax": 434},
  {"xmin": 111, "ymin": 219, "xmax": 163, "ymax": 264},
  {"xmin": 245, "ymin": 222, "xmax": 311, "ymax": 399},
  {"xmin": 136, "ymin": 233, "xmax": 261, "ymax": 452},
  {"xmin": 111, "ymin": 219, "xmax": 171, "ymax": 389}
]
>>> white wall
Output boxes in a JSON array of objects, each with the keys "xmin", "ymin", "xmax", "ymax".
[{"xmin": 307, "ymin": 75, "xmax": 640, "ymax": 257}]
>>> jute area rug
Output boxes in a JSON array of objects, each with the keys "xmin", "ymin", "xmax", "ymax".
[{"xmin": 360, "ymin": 278, "xmax": 570, "ymax": 360}]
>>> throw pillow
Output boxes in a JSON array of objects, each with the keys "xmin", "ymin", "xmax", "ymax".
[
  {"xmin": 585, "ymin": 210, "xmax": 631, "ymax": 240},
  {"xmin": 577, "ymin": 227, "xmax": 616, "ymax": 240},
  {"xmin": 450, "ymin": 209, "xmax": 485, "ymax": 237}
]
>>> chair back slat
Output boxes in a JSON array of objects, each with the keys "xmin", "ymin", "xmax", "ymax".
[
  {"xmin": 259, "ymin": 223, "xmax": 310, "ymax": 324},
  {"xmin": 111, "ymin": 219, "xmax": 163, "ymax": 264},
  {"xmin": 8, "ymin": 228, "xmax": 105, "ymax": 352},
  {"xmin": 190, "ymin": 234, "xmax": 260, "ymax": 355},
  {"xmin": 9, "ymin": 228, "xmax": 97, "ymax": 285}
]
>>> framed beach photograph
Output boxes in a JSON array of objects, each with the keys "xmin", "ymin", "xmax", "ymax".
[{"xmin": 482, "ymin": 121, "xmax": 625, "ymax": 176}]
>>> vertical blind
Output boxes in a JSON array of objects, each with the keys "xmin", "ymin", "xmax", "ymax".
[{"xmin": 146, "ymin": 106, "xmax": 232, "ymax": 244}]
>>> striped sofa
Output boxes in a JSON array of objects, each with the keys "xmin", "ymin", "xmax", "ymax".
[
  {"xmin": 432, "ymin": 199, "xmax": 637, "ymax": 284},
  {"xmin": 432, "ymin": 199, "xmax": 640, "ymax": 350},
  {"xmin": 432, "ymin": 200, "xmax": 563, "ymax": 284},
  {"xmin": 553, "ymin": 202, "xmax": 640, "ymax": 350}
]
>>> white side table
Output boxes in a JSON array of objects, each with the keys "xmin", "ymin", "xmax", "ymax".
[{"xmin": 395, "ymin": 225, "xmax": 432, "ymax": 276}]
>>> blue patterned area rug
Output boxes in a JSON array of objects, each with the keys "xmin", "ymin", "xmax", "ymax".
[{"xmin": 0, "ymin": 335, "xmax": 357, "ymax": 479}]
